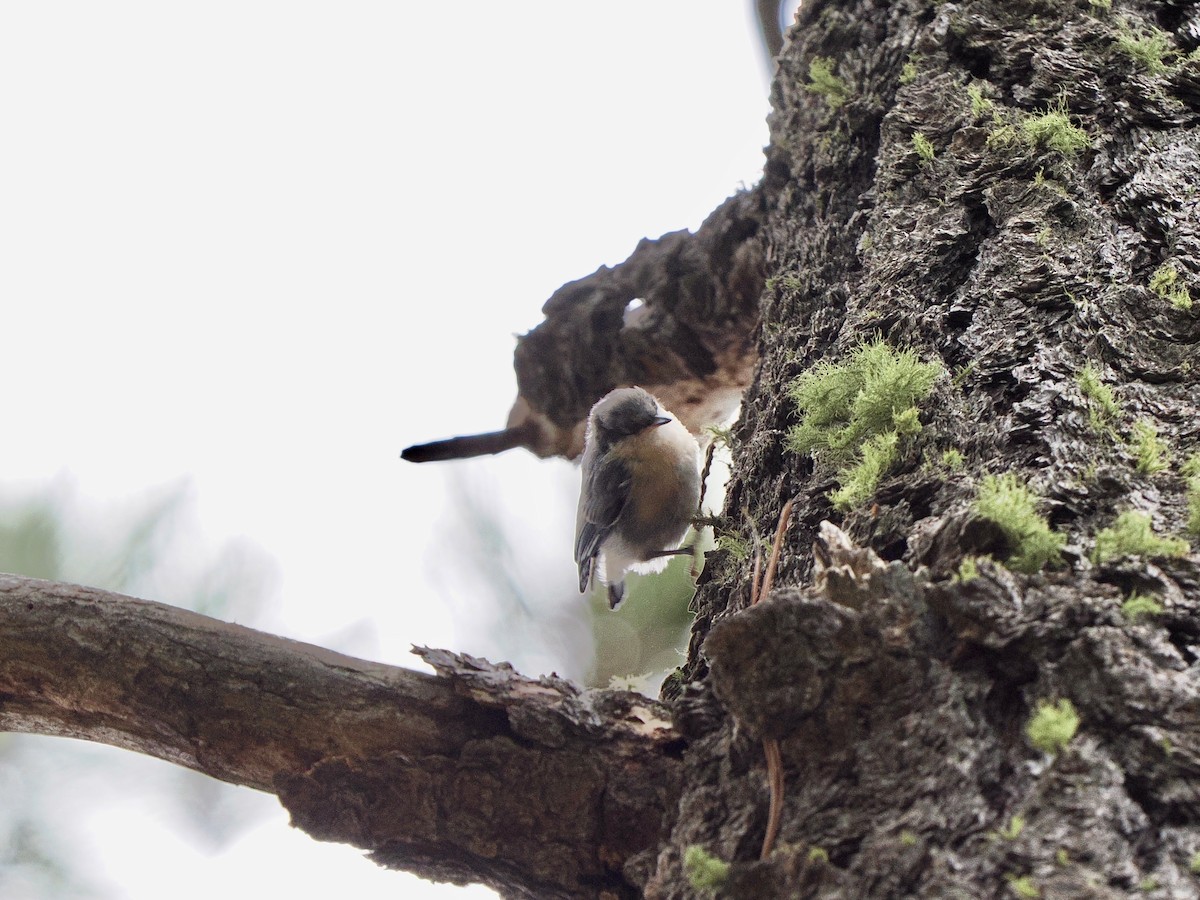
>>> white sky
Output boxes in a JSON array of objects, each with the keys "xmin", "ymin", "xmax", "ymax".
[{"xmin": 0, "ymin": 3, "xmax": 771, "ymax": 897}]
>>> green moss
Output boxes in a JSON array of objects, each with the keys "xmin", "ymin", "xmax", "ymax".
[
  {"xmin": 987, "ymin": 100, "xmax": 1090, "ymax": 157},
  {"xmin": 1150, "ymin": 262, "xmax": 1178, "ymax": 294},
  {"xmin": 900, "ymin": 54, "xmax": 921, "ymax": 85},
  {"xmin": 900, "ymin": 830, "xmax": 918, "ymax": 846},
  {"xmin": 1026, "ymin": 698, "xmax": 1079, "ymax": 754},
  {"xmin": 807, "ymin": 57, "xmax": 851, "ymax": 109},
  {"xmin": 893, "ymin": 405, "xmax": 922, "ymax": 437},
  {"xmin": 1116, "ymin": 24, "xmax": 1174, "ymax": 76},
  {"xmin": 1183, "ymin": 453, "xmax": 1200, "ymax": 479},
  {"xmin": 941, "ymin": 448, "xmax": 965, "ymax": 470},
  {"xmin": 831, "ymin": 431, "xmax": 899, "ymax": 510},
  {"xmin": 995, "ymin": 815, "xmax": 1025, "ymax": 840},
  {"xmin": 987, "ymin": 122, "xmax": 1020, "ymax": 149},
  {"xmin": 967, "ymin": 83, "xmax": 994, "ymax": 117},
  {"xmin": 1191, "ymin": 851, "xmax": 1200, "ymax": 874},
  {"xmin": 912, "ymin": 131, "xmax": 936, "ymax": 163},
  {"xmin": 1055, "ymin": 848, "xmax": 1071, "ymax": 866},
  {"xmin": 956, "ymin": 556, "xmax": 980, "ymax": 582},
  {"xmin": 1150, "ymin": 262, "xmax": 1192, "ymax": 310},
  {"xmin": 705, "ymin": 424, "xmax": 735, "ymax": 448},
  {"xmin": 952, "ymin": 359, "xmax": 978, "ymax": 387},
  {"xmin": 1121, "ymin": 592, "xmax": 1164, "ymax": 621},
  {"xmin": 1077, "ymin": 364, "xmax": 1120, "ymax": 427},
  {"xmin": 974, "ymin": 475, "xmax": 1066, "ymax": 573},
  {"xmin": 1184, "ymin": 453, "xmax": 1200, "ymax": 536},
  {"xmin": 788, "ymin": 340, "xmax": 942, "ymax": 509},
  {"xmin": 684, "ymin": 846, "xmax": 730, "ymax": 890},
  {"xmin": 1139, "ymin": 877, "xmax": 1160, "ymax": 892},
  {"xmin": 1093, "ymin": 510, "xmax": 1189, "ymax": 563},
  {"xmin": 807, "ymin": 846, "xmax": 829, "ymax": 864},
  {"xmin": 1129, "ymin": 420, "xmax": 1170, "ymax": 475},
  {"xmin": 1020, "ymin": 103, "xmax": 1091, "ymax": 156},
  {"xmin": 1089, "ymin": 0, "xmax": 1111, "ymax": 9},
  {"xmin": 1006, "ymin": 873, "xmax": 1041, "ymax": 898},
  {"xmin": 788, "ymin": 341, "xmax": 942, "ymax": 464},
  {"xmin": 1035, "ymin": 225, "xmax": 1052, "ymax": 248},
  {"xmin": 716, "ymin": 532, "xmax": 751, "ymax": 563}
]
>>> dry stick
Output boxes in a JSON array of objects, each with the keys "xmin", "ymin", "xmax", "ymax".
[
  {"xmin": 758, "ymin": 497, "xmax": 795, "ymax": 861},
  {"xmin": 761, "ymin": 739, "xmax": 785, "ymax": 857},
  {"xmin": 699, "ymin": 439, "xmax": 719, "ymax": 512},
  {"xmin": 761, "ymin": 497, "xmax": 794, "ymax": 606},
  {"xmin": 689, "ymin": 440, "xmax": 724, "ymax": 582}
]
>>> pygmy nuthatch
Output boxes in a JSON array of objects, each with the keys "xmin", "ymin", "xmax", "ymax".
[{"xmin": 575, "ymin": 387, "xmax": 701, "ymax": 609}]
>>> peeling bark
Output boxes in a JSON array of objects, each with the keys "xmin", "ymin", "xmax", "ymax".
[
  {"xmin": 405, "ymin": 188, "xmax": 767, "ymax": 463},
  {"xmin": 506, "ymin": 188, "xmax": 766, "ymax": 460}
]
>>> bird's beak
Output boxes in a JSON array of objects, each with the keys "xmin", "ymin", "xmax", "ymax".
[{"xmin": 652, "ymin": 416, "xmax": 671, "ymax": 427}]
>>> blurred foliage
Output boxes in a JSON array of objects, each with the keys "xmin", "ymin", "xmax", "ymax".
[
  {"xmin": 436, "ymin": 466, "xmax": 597, "ymax": 683},
  {"xmin": 0, "ymin": 478, "xmax": 277, "ymax": 898},
  {"xmin": 586, "ymin": 536, "xmax": 707, "ymax": 693}
]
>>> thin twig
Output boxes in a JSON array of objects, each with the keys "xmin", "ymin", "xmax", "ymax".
[
  {"xmin": 691, "ymin": 440, "xmax": 724, "ymax": 582},
  {"xmin": 758, "ymin": 497, "xmax": 795, "ymax": 861},
  {"xmin": 761, "ymin": 497, "xmax": 794, "ymax": 601},
  {"xmin": 760, "ymin": 738, "xmax": 784, "ymax": 861},
  {"xmin": 699, "ymin": 439, "xmax": 719, "ymax": 513}
]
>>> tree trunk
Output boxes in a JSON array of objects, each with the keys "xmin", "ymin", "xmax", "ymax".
[
  {"xmin": 5, "ymin": 0, "xmax": 1200, "ymax": 897},
  {"xmin": 656, "ymin": 0, "xmax": 1200, "ymax": 895}
]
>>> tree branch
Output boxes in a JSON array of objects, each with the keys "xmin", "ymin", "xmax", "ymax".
[
  {"xmin": 403, "ymin": 187, "xmax": 767, "ymax": 463},
  {"xmin": 0, "ymin": 575, "xmax": 683, "ymax": 899}
]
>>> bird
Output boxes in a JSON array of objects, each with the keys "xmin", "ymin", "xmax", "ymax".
[{"xmin": 575, "ymin": 387, "xmax": 702, "ymax": 609}]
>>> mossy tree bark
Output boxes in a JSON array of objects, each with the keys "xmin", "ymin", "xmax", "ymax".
[
  {"xmin": 660, "ymin": 0, "xmax": 1200, "ymax": 895},
  {"xmin": 4, "ymin": 1, "xmax": 1200, "ymax": 897}
]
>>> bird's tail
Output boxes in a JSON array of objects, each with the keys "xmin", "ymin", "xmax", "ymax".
[
  {"xmin": 607, "ymin": 580, "xmax": 626, "ymax": 610},
  {"xmin": 401, "ymin": 422, "xmax": 537, "ymax": 463}
]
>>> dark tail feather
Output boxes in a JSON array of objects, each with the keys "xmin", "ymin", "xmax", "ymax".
[
  {"xmin": 607, "ymin": 580, "xmax": 626, "ymax": 610},
  {"xmin": 578, "ymin": 556, "xmax": 594, "ymax": 594},
  {"xmin": 401, "ymin": 422, "xmax": 536, "ymax": 463}
]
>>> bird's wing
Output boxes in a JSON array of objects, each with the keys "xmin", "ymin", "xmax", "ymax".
[{"xmin": 574, "ymin": 454, "xmax": 633, "ymax": 592}]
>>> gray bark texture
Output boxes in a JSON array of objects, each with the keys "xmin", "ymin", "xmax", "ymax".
[
  {"xmin": 655, "ymin": 0, "xmax": 1200, "ymax": 896},
  {"xmin": 5, "ymin": 0, "xmax": 1200, "ymax": 898}
]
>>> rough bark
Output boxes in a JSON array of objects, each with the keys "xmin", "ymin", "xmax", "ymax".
[
  {"xmin": 509, "ymin": 188, "xmax": 766, "ymax": 459},
  {"xmin": 0, "ymin": 575, "xmax": 682, "ymax": 899},
  {"xmin": 652, "ymin": 0, "xmax": 1200, "ymax": 895}
]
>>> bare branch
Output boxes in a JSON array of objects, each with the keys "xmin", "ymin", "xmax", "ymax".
[{"xmin": 0, "ymin": 575, "xmax": 683, "ymax": 899}]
